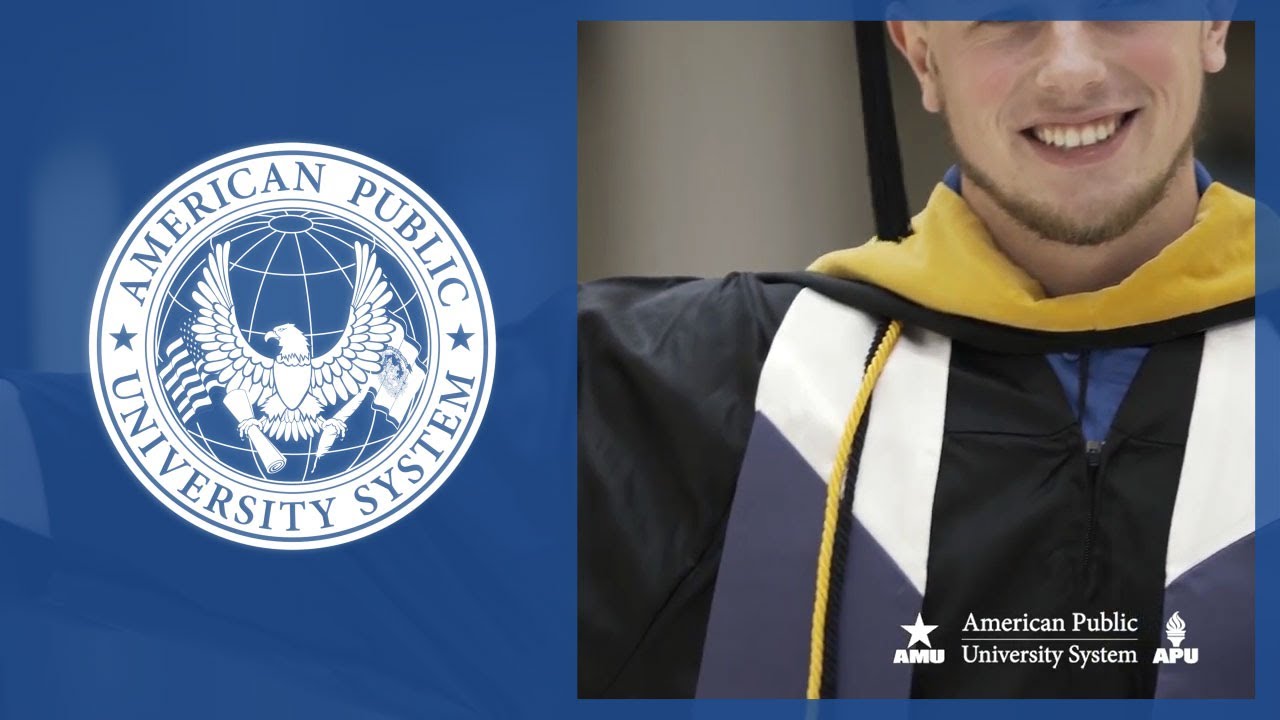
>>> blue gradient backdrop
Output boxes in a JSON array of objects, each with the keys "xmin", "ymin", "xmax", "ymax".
[{"xmin": 0, "ymin": 1, "xmax": 1273, "ymax": 719}]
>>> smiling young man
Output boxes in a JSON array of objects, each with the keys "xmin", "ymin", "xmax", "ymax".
[{"xmin": 578, "ymin": 21, "xmax": 1254, "ymax": 699}]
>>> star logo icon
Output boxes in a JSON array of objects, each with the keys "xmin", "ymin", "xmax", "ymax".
[
  {"xmin": 447, "ymin": 324, "xmax": 474, "ymax": 350},
  {"xmin": 901, "ymin": 613, "xmax": 938, "ymax": 649},
  {"xmin": 110, "ymin": 324, "xmax": 137, "ymax": 350}
]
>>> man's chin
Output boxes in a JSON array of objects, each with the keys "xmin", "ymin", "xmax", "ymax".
[
  {"xmin": 989, "ymin": 190, "xmax": 1156, "ymax": 246},
  {"xmin": 1016, "ymin": 159, "xmax": 1139, "ymax": 194},
  {"xmin": 957, "ymin": 144, "xmax": 1191, "ymax": 246}
]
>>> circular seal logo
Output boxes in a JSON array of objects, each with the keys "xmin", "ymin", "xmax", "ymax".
[{"xmin": 89, "ymin": 143, "xmax": 495, "ymax": 549}]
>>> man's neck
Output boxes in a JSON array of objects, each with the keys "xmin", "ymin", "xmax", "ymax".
[{"xmin": 958, "ymin": 162, "xmax": 1202, "ymax": 298}]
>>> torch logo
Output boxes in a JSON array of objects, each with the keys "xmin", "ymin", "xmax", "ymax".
[
  {"xmin": 1153, "ymin": 611, "xmax": 1198, "ymax": 664},
  {"xmin": 1165, "ymin": 612, "xmax": 1187, "ymax": 648}
]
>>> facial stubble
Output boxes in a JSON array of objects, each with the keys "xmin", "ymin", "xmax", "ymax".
[{"xmin": 935, "ymin": 64, "xmax": 1204, "ymax": 246}]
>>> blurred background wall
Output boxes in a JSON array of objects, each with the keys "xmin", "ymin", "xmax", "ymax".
[{"xmin": 578, "ymin": 21, "xmax": 1255, "ymax": 281}]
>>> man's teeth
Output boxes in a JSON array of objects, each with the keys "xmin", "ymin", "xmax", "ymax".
[{"xmin": 1032, "ymin": 115, "xmax": 1122, "ymax": 149}]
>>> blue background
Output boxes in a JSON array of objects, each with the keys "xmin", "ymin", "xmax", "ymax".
[{"xmin": 0, "ymin": 1, "xmax": 1274, "ymax": 719}]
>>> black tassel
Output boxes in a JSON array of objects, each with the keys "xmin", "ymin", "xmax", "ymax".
[{"xmin": 854, "ymin": 22, "xmax": 912, "ymax": 242}]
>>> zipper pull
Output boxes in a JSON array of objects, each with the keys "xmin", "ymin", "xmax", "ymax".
[
  {"xmin": 1080, "ymin": 439, "xmax": 1105, "ymax": 587},
  {"xmin": 1085, "ymin": 440, "xmax": 1104, "ymax": 467}
]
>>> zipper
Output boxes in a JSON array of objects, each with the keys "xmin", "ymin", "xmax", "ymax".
[
  {"xmin": 1080, "ymin": 439, "xmax": 1103, "ymax": 575},
  {"xmin": 1076, "ymin": 350, "xmax": 1102, "ymax": 580}
]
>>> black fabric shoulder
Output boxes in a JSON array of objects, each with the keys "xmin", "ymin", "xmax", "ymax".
[{"xmin": 577, "ymin": 274, "xmax": 801, "ymax": 698}]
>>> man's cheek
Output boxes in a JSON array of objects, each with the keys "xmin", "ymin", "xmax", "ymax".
[{"xmin": 1119, "ymin": 31, "xmax": 1183, "ymax": 87}]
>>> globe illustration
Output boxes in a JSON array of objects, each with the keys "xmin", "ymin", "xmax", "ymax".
[{"xmin": 157, "ymin": 208, "xmax": 431, "ymax": 482}]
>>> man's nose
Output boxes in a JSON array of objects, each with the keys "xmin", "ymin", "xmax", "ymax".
[{"xmin": 1035, "ymin": 22, "xmax": 1107, "ymax": 99}]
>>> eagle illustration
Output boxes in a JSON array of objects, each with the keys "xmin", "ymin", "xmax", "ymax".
[{"xmin": 191, "ymin": 241, "xmax": 396, "ymax": 442}]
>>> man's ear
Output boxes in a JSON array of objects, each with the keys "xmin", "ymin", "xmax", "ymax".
[
  {"xmin": 1201, "ymin": 21, "xmax": 1230, "ymax": 74},
  {"xmin": 887, "ymin": 20, "xmax": 941, "ymax": 113}
]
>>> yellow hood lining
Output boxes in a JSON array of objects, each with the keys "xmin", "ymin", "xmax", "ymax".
[{"xmin": 809, "ymin": 182, "xmax": 1255, "ymax": 333}]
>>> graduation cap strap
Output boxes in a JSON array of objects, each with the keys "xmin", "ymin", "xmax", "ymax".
[{"xmin": 855, "ymin": 22, "xmax": 912, "ymax": 242}]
